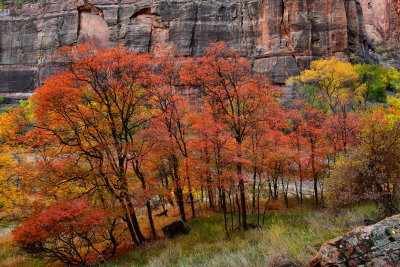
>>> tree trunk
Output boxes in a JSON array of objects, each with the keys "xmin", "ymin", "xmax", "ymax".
[
  {"xmin": 236, "ymin": 194, "xmax": 241, "ymax": 227},
  {"xmin": 299, "ymin": 163, "xmax": 303, "ymax": 205},
  {"xmin": 134, "ymin": 163, "xmax": 157, "ymax": 239},
  {"xmin": 185, "ymin": 160, "xmax": 196, "ymax": 218},
  {"xmin": 281, "ymin": 177, "xmax": 289, "ymax": 208},
  {"xmin": 122, "ymin": 203, "xmax": 139, "ymax": 245},
  {"xmin": 228, "ymin": 192, "xmax": 234, "ymax": 231},
  {"xmin": 127, "ymin": 201, "xmax": 146, "ymax": 243},
  {"xmin": 273, "ymin": 177, "xmax": 279, "ymax": 200},
  {"xmin": 238, "ymin": 163, "xmax": 247, "ymax": 230},
  {"xmin": 207, "ymin": 183, "xmax": 215, "ymax": 210},
  {"xmin": 201, "ymin": 186, "xmax": 204, "ymax": 203},
  {"xmin": 189, "ymin": 190, "xmax": 196, "ymax": 218},
  {"xmin": 252, "ymin": 167, "xmax": 257, "ymax": 214},
  {"xmin": 146, "ymin": 200, "xmax": 157, "ymax": 239},
  {"xmin": 221, "ymin": 191, "xmax": 229, "ymax": 238},
  {"xmin": 175, "ymin": 186, "xmax": 186, "ymax": 222},
  {"xmin": 311, "ymin": 140, "xmax": 318, "ymax": 205},
  {"xmin": 171, "ymin": 155, "xmax": 186, "ymax": 221}
]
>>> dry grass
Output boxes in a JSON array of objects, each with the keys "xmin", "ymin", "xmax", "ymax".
[
  {"xmin": 136, "ymin": 202, "xmax": 222, "ymax": 238},
  {"xmin": 106, "ymin": 202, "xmax": 379, "ymax": 267},
  {"xmin": 0, "ymin": 225, "xmax": 55, "ymax": 267},
  {"xmin": 0, "ymin": 201, "xmax": 379, "ymax": 267},
  {"xmin": 0, "ymin": 226, "xmax": 26, "ymax": 267}
]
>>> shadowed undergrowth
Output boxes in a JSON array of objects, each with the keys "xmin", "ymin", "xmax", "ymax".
[
  {"xmin": 0, "ymin": 202, "xmax": 379, "ymax": 267},
  {"xmin": 104, "ymin": 203, "xmax": 379, "ymax": 267}
]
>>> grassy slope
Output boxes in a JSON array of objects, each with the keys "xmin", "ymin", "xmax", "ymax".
[
  {"xmin": 105, "ymin": 203, "xmax": 379, "ymax": 267},
  {"xmin": 0, "ymin": 203, "xmax": 379, "ymax": 267}
]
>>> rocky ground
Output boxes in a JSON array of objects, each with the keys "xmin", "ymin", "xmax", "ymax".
[{"xmin": 312, "ymin": 214, "xmax": 400, "ymax": 266}]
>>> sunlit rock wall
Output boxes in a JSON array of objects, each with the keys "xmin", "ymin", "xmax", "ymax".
[{"xmin": 0, "ymin": 0, "xmax": 371, "ymax": 93}]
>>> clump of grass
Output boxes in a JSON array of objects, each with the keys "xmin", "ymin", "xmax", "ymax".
[
  {"xmin": 0, "ymin": 226, "xmax": 25, "ymax": 267},
  {"xmin": 0, "ymin": 225, "xmax": 48, "ymax": 267}
]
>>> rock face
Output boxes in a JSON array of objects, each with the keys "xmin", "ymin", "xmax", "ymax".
[
  {"xmin": 311, "ymin": 214, "xmax": 400, "ymax": 266},
  {"xmin": 162, "ymin": 219, "xmax": 191, "ymax": 238},
  {"xmin": 0, "ymin": 0, "xmax": 375, "ymax": 93},
  {"xmin": 360, "ymin": 0, "xmax": 400, "ymax": 45}
]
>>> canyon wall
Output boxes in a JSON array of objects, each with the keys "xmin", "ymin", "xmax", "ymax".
[
  {"xmin": 0, "ymin": 0, "xmax": 373, "ymax": 93},
  {"xmin": 360, "ymin": 0, "xmax": 400, "ymax": 45}
]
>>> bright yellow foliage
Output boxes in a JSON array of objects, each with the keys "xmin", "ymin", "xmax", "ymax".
[
  {"xmin": 0, "ymin": 150, "xmax": 25, "ymax": 224},
  {"xmin": 0, "ymin": 105, "xmax": 32, "ymax": 224},
  {"xmin": 298, "ymin": 57, "xmax": 363, "ymax": 114}
]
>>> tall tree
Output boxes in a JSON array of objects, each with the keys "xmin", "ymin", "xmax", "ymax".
[
  {"xmin": 150, "ymin": 50, "xmax": 197, "ymax": 221},
  {"xmin": 185, "ymin": 42, "xmax": 278, "ymax": 229},
  {"xmin": 32, "ymin": 44, "xmax": 155, "ymax": 244},
  {"xmin": 290, "ymin": 57, "xmax": 363, "ymax": 154},
  {"xmin": 328, "ymin": 102, "xmax": 400, "ymax": 217}
]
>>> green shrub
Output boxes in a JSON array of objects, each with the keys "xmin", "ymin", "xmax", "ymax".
[{"xmin": 0, "ymin": 97, "xmax": 10, "ymax": 104}]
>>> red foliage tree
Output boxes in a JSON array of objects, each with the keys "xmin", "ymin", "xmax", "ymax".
[
  {"xmin": 32, "ymin": 44, "xmax": 155, "ymax": 244},
  {"xmin": 184, "ymin": 42, "xmax": 279, "ymax": 229},
  {"xmin": 13, "ymin": 198, "xmax": 119, "ymax": 266}
]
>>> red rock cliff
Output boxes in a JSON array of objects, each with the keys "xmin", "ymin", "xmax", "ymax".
[
  {"xmin": 361, "ymin": 0, "xmax": 400, "ymax": 45},
  {"xmin": 0, "ymin": 0, "xmax": 387, "ymax": 93}
]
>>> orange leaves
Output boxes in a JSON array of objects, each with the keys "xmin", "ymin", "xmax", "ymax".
[
  {"xmin": 2, "ymin": 41, "xmax": 372, "ymax": 249},
  {"xmin": 12, "ymin": 197, "xmax": 118, "ymax": 266},
  {"xmin": 13, "ymin": 198, "xmax": 104, "ymax": 245},
  {"xmin": 190, "ymin": 42, "xmax": 278, "ymax": 142}
]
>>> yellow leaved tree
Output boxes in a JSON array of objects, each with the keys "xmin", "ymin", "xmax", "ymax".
[
  {"xmin": 287, "ymin": 57, "xmax": 364, "ymax": 154},
  {"xmin": 297, "ymin": 57, "xmax": 363, "ymax": 114},
  {"xmin": 0, "ymin": 108, "xmax": 28, "ymax": 224}
]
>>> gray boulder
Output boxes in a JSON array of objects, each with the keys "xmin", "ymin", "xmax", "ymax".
[
  {"xmin": 311, "ymin": 214, "xmax": 400, "ymax": 266},
  {"xmin": 162, "ymin": 220, "xmax": 191, "ymax": 239}
]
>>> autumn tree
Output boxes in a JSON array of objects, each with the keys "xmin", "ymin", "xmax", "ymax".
[
  {"xmin": 286, "ymin": 101, "xmax": 332, "ymax": 205},
  {"xmin": 32, "ymin": 44, "xmax": 156, "ymax": 245},
  {"xmin": 294, "ymin": 57, "xmax": 362, "ymax": 113},
  {"xmin": 328, "ymin": 101, "xmax": 400, "ymax": 217},
  {"xmin": 149, "ymin": 50, "xmax": 197, "ymax": 222},
  {"xmin": 288, "ymin": 57, "xmax": 363, "ymax": 154},
  {"xmin": 186, "ymin": 42, "xmax": 278, "ymax": 230},
  {"xmin": 287, "ymin": 105, "xmax": 308, "ymax": 204},
  {"xmin": 0, "ymin": 103, "xmax": 33, "ymax": 224},
  {"xmin": 301, "ymin": 104, "xmax": 329, "ymax": 205},
  {"xmin": 13, "ymin": 198, "xmax": 120, "ymax": 266},
  {"xmin": 263, "ymin": 130, "xmax": 292, "ymax": 207},
  {"xmin": 192, "ymin": 105, "xmax": 235, "ymax": 236}
]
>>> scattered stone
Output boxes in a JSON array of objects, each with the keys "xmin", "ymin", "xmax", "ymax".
[
  {"xmin": 162, "ymin": 220, "xmax": 191, "ymax": 239},
  {"xmin": 277, "ymin": 261, "xmax": 296, "ymax": 267},
  {"xmin": 364, "ymin": 218, "xmax": 376, "ymax": 226},
  {"xmin": 311, "ymin": 214, "xmax": 400, "ymax": 266},
  {"xmin": 155, "ymin": 210, "xmax": 168, "ymax": 217},
  {"xmin": 247, "ymin": 223, "xmax": 261, "ymax": 229},
  {"xmin": 344, "ymin": 220, "xmax": 356, "ymax": 228},
  {"xmin": 233, "ymin": 227, "xmax": 242, "ymax": 232}
]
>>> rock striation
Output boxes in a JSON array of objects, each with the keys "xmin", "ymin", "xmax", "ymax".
[
  {"xmin": 360, "ymin": 0, "xmax": 400, "ymax": 45},
  {"xmin": 0, "ymin": 0, "xmax": 375, "ymax": 93},
  {"xmin": 311, "ymin": 214, "xmax": 400, "ymax": 266}
]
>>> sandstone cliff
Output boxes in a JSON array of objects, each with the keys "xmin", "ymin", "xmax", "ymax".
[
  {"xmin": 361, "ymin": 0, "xmax": 400, "ymax": 45},
  {"xmin": 0, "ymin": 0, "xmax": 371, "ymax": 93}
]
